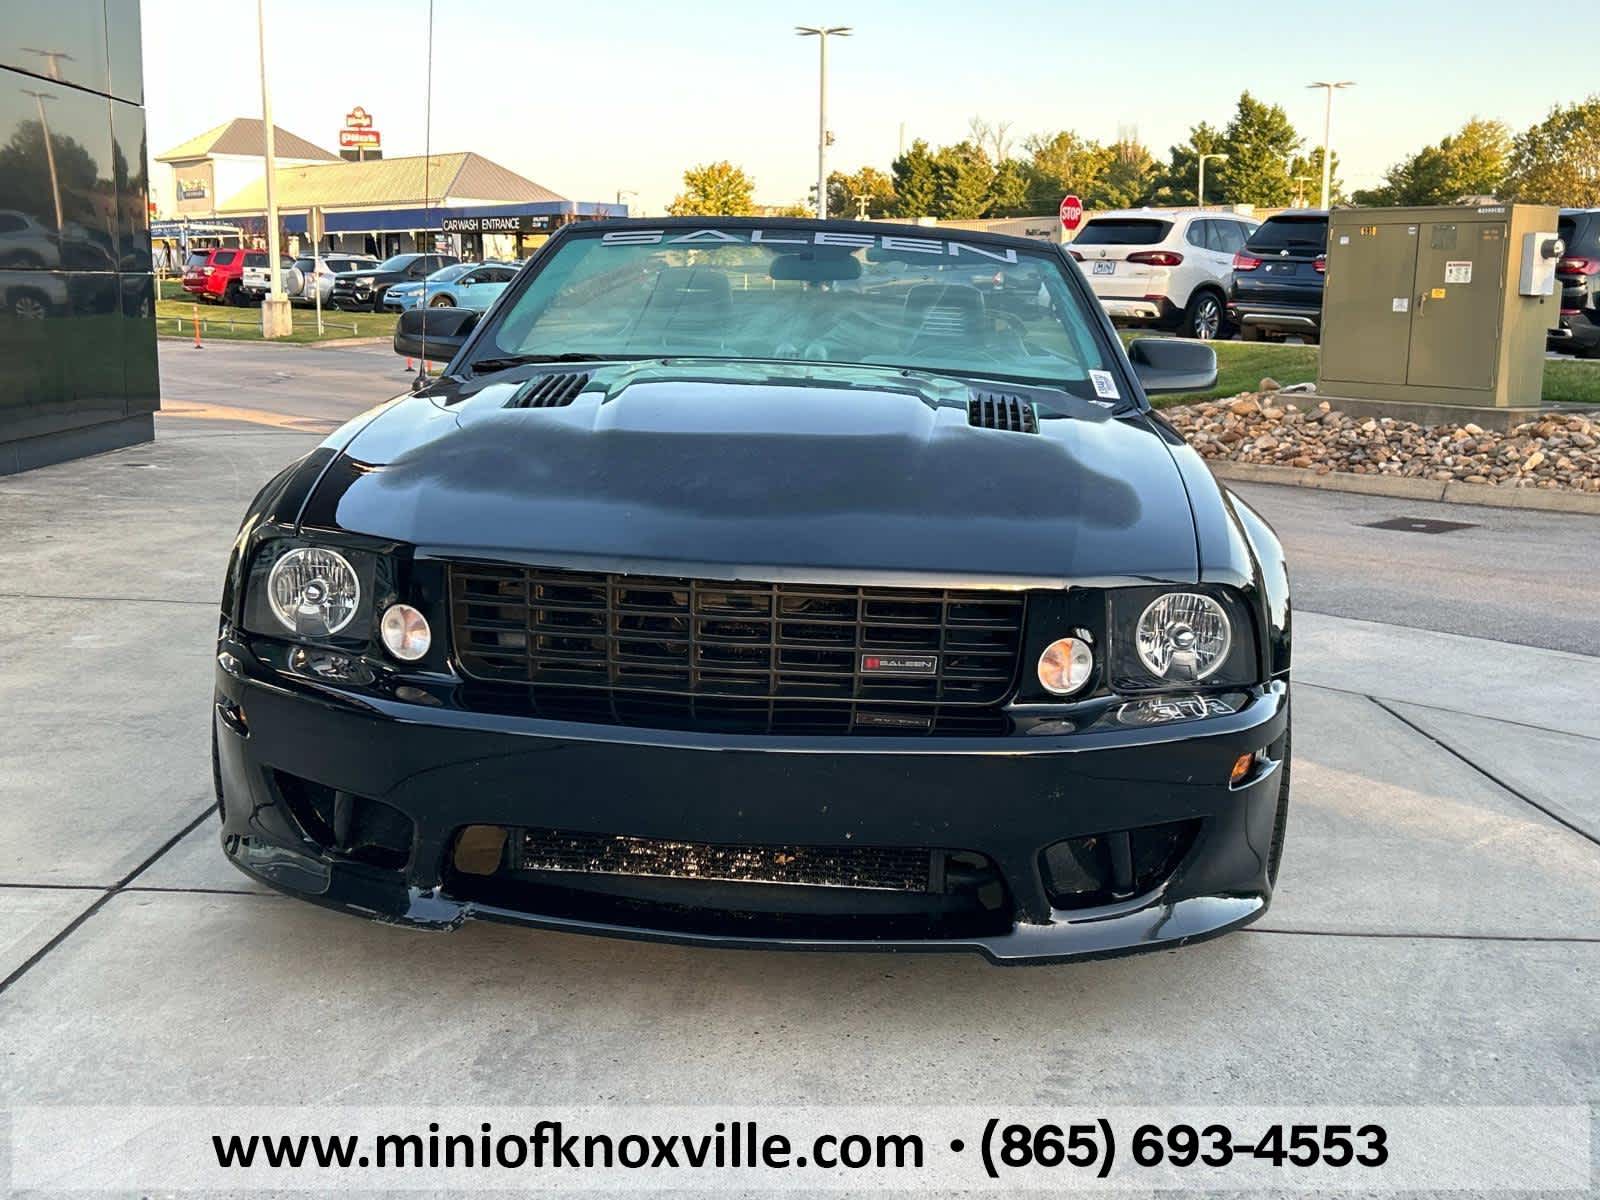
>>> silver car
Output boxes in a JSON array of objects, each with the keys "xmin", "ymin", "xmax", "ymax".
[{"xmin": 289, "ymin": 254, "xmax": 381, "ymax": 307}]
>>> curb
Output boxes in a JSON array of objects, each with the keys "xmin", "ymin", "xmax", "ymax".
[{"xmin": 1207, "ymin": 460, "xmax": 1600, "ymax": 516}]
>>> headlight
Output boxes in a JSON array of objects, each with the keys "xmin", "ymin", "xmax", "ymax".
[
  {"xmin": 267, "ymin": 547, "xmax": 361, "ymax": 636},
  {"xmin": 1135, "ymin": 592, "xmax": 1232, "ymax": 681}
]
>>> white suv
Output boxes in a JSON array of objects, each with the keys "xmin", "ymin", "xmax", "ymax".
[{"xmin": 1071, "ymin": 209, "xmax": 1258, "ymax": 339}]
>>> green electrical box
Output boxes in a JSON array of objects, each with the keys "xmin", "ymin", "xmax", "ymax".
[{"xmin": 1318, "ymin": 204, "xmax": 1563, "ymax": 424}]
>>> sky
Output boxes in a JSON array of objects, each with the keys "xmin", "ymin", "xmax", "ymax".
[{"xmin": 141, "ymin": 0, "xmax": 1581, "ymax": 216}]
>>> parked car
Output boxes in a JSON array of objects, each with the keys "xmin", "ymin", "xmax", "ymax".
[
  {"xmin": 384, "ymin": 261, "xmax": 520, "ymax": 312},
  {"xmin": 1071, "ymin": 209, "xmax": 1257, "ymax": 339},
  {"xmin": 215, "ymin": 216, "xmax": 1292, "ymax": 965},
  {"xmin": 382, "ymin": 262, "xmax": 474, "ymax": 311},
  {"xmin": 1549, "ymin": 208, "xmax": 1600, "ymax": 359},
  {"xmin": 0, "ymin": 209, "xmax": 61, "ymax": 269},
  {"xmin": 329, "ymin": 252, "xmax": 459, "ymax": 312},
  {"xmin": 286, "ymin": 254, "xmax": 381, "ymax": 308},
  {"xmin": 240, "ymin": 256, "xmax": 295, "ymax": 303},
  {"xmin": 1228, "ymin": 211, "xmax": 1329, "ymax": 343},
  {"xmin": 181, "ymin": 247, "xmax": 267, "ymax": 306}
]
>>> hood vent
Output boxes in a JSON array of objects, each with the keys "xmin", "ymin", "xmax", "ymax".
[
  {"xmin": 967, "ymin": 390, "xmax": 1038, "ymax": 434},
  {"xmin": 506, "ymin": 372, "xmax": 590, "ymax": 410}
]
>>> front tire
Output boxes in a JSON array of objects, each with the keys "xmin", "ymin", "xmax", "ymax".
[
  {"xmin": 371, "ymin": 288, "xmax": 387, "ymax": 313},
  {"xmin": 429, "ymin": 294, "xmax": 454, "ymax": 308},
  {"xmin": 1183, "ymin": 290, "xmax": 1225, "ymax": 340}
]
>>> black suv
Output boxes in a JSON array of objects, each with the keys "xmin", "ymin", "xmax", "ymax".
[
  {"xmin": 330, "ymin": 252, "xmax": 459, "ymax": 312},
  {"xmin": 1550, "ymin": 209, "xmax": 1600, "ymax": 358},
  {"xmin": 1228, "ymin": 211, "xmax": 1329, "ymax": 343}
]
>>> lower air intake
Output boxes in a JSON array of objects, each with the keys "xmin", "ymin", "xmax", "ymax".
[{"xmin": 520, "ymin": 828, "xmax": 934, "ymax": 892}]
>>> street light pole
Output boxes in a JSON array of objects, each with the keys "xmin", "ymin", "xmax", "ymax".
[
  {"xmin": 257, "ymin": 0, "xmax": 290, "ymax": 336},
  {"xmin": 1197, "ymin": 152, "xmax": 1228, "ymax": 208},
  {"xmin": 1307, "ymin": 81, "xmax": 1354, "ymax": 210},
  {"xmin": 795, "ymin": 25, "xmax": 850, "ymax": 220}
]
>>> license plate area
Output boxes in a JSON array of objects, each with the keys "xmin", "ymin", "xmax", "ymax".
[{"xmin": 1092, "ymin": 261, "xmax": 1115, "ymax": 276}]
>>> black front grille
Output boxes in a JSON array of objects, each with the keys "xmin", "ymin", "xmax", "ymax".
[
  {"xmin": 520, "ymin": 829, "xmax": 934, "ymax": 892},
  {"xmin": 449, "ymin": 564, "xmax": 1026, "ymax": 733}
]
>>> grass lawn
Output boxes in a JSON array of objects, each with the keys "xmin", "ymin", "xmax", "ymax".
[
  {"xmin": 1142, "ymin": 337, "xmax": 1600, "ymax": 407},
  {"xmin": 155, "ymin": 295, "xmax": 397, "ymax": 344}
]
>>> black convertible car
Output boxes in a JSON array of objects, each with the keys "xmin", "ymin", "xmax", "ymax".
[{"xmin": 213, "ymin": 218, "xmax": 1291, "ymax": 964}]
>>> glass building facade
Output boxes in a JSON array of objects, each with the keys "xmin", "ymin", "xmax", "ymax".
[{"xmin": 0, "ymin": 0, "xmax": 156, "ymax": 475}]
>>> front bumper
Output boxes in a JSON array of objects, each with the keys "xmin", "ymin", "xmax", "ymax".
[{"xmin": 213, "ymin": 652, "xmax": 1289, "ymax": 966}]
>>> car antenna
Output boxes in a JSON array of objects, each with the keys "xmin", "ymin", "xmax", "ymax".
[{"xmin": 413, "ymin": 0, "xmax": 435, "ymax": 392}]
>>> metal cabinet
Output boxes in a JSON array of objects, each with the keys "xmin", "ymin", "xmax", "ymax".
[{"xmin": 1319, "ymin": 204, "xmax": 1561, "ymax": 416}]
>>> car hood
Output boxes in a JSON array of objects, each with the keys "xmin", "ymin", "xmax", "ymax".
[{"xmin": 308, "ymin": 362, "xmax": 1200, "ymax": 586}]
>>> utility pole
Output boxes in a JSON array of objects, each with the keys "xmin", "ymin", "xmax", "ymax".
[
  {"xmin": 795, "ymin": 25, "xmax": 850, "ymax": 220},
  {"xmin": 257, "ymin": 0, "xmax": 290, "ymax": 336},
  {"xmin": 1307, "ymin": 81, "xmax": 1354, "ymax": 210}
]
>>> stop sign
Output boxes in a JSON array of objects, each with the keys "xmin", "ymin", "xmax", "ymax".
[{"xmin": 1059, "ymin": 194, "xmax": 1084, "ymax": 231}]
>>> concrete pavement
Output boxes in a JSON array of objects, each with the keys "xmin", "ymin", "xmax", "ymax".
[{"xmin": 1, "ymin": 341, "xmax": 1596, "ymax": 1194}]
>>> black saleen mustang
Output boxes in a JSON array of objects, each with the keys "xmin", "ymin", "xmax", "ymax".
[{"xmin": 213, "ymin": 218, "xmax": 1291, "ymax": 964}]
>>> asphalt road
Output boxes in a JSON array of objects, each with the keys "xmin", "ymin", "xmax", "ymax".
[
  {"xmin": 2, "ymin": 340, "xmax": 1593, "ymax": 1195},
  {"xmin": 157, "ymin": 339, "xmax": 1600, "ymax": 656}
]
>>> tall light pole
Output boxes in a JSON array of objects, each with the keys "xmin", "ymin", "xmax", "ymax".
[
  {"xmin": 257, "ymin": 0, "xmax": 290, "ymax": 336},
  {"xmin": 20, "ymin": 90, "xmax": 64, "ymax": 237},
  {"xmin": 616, "ymin": 188, "xmax": 638, "ymax": 214},
  {"xmin": 1197, "ymin": 152, "xmax": 1227, "ymax": 208},
  {"xmin": 795, "ymin": 25, "xmax": 850, "ymax": 220},
  {"xmin": 1307, "ymin": 81, "xmax": 1354, "ymax": 210}
]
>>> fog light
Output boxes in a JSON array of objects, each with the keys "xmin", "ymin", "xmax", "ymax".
[
  {"xmin": 1037, "ymin": 636, "xmax": 1093, "ymax": 696},
  {"xmin": 380, "ymin": 604, "xmax": 431, "ymax": 661}
]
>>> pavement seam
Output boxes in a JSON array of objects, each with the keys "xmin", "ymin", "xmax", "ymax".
[
  {"xmin": 0, "ymin": 882, "xmax": 269, "ymax": 898},
  {"xmin": 1365, "ymin": 695, "xmax": 1600, "ymax": 850},
  {"xmin": 1298, "ymin": 680, "xmax": 1600, "ymax": 746},
  {"xmin": 0, "ymin": 593, "xmax": 216, "ymax": 608},
  {"xmin": 1247, "ymin": 926, "xmax": 1600, "ymax": 944},
  {"xmin": 0, "ymin": 804, "xmax": 216, "ymax": 997},
  {"xmin": 1292, "ymin": 607, "xmax": 1600, "ymax": 664}
]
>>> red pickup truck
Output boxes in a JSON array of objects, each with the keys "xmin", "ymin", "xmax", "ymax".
[{"xmin": 181, "ymin": 248, "xmax": 269, "ymax": 305}]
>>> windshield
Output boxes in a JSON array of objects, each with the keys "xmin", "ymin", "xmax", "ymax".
[
  {"xmin": 479, "ymin": 226, "xmax": 1112, "ymax": 392},
  {"xmin": 425, "ymin": 263, "xmax": 473, "ymax": 284},
  {"xmin": 375, "ymin": 255, "xmax": 416, "ymax": 272}
]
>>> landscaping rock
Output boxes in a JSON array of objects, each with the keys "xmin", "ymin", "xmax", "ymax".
[{"xmin": 1164, "ymin": 398, "xmax": 1600, "ymax": 494}]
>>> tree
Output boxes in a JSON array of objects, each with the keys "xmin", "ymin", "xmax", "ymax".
[
  {"xmin": 1287, "ymin": 146, "xmax": 1343, "ymax": 206},
  {"xmin": 967, "ymin": 115, "xmax": 1014, "ymax": 163},
  {"xmin": 931, "ymin": 141, "xmax": 995, "ymax": 219},
  {"xmin": 890, "ymin": 139, "xmax": 939, "ymax": 218},
  {"xmin": 1217, "ymin": 92, "xmax": 1302, "ymax": 207},
  {"xmin": 1098, "ymin": 139, "xmax": 1159, "ymax": 209},
  {"xmin": 1353, "ymin": 118, "xmax": 1509, "ymax": 206},
  {"xmin": 1148, "ymin": 122, "xmax": 1228, "ymax": 206},
  {"xmin": 1022, "ymin": 129, "xmax": 1113, "ymax": 211},
  {"xmin": 1501, "ymin": 98, "xmax": 1600, "ymax": 207},
  {"xmin": 666, "ymin": 161, "xmax": 756, "ymax": 216},
  {"xmin": 827, "ymin": 165, "xmax": 896, "ymax": 219},
  {"xmin": 987, "ymin": 158, "xmax": 1033, "ymax": 216}
]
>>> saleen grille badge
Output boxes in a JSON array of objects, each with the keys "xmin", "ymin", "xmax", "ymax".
[{"xmin": 860, "ymin": 653, "xmax": 938, "ymax": 676}]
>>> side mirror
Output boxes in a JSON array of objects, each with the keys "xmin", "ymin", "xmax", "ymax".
[
  {"xmin": 1126, "ymin": 337, "xmax": 1218, "ymax": 395},
  {"xmin": 394, "ymin": 306, "xmax": 478, "ymax": 361}
]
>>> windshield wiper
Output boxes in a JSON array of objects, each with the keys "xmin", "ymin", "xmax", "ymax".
[{"xmin": 468, "ymin": 352, "xmax": 637, "ymax": 375}]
